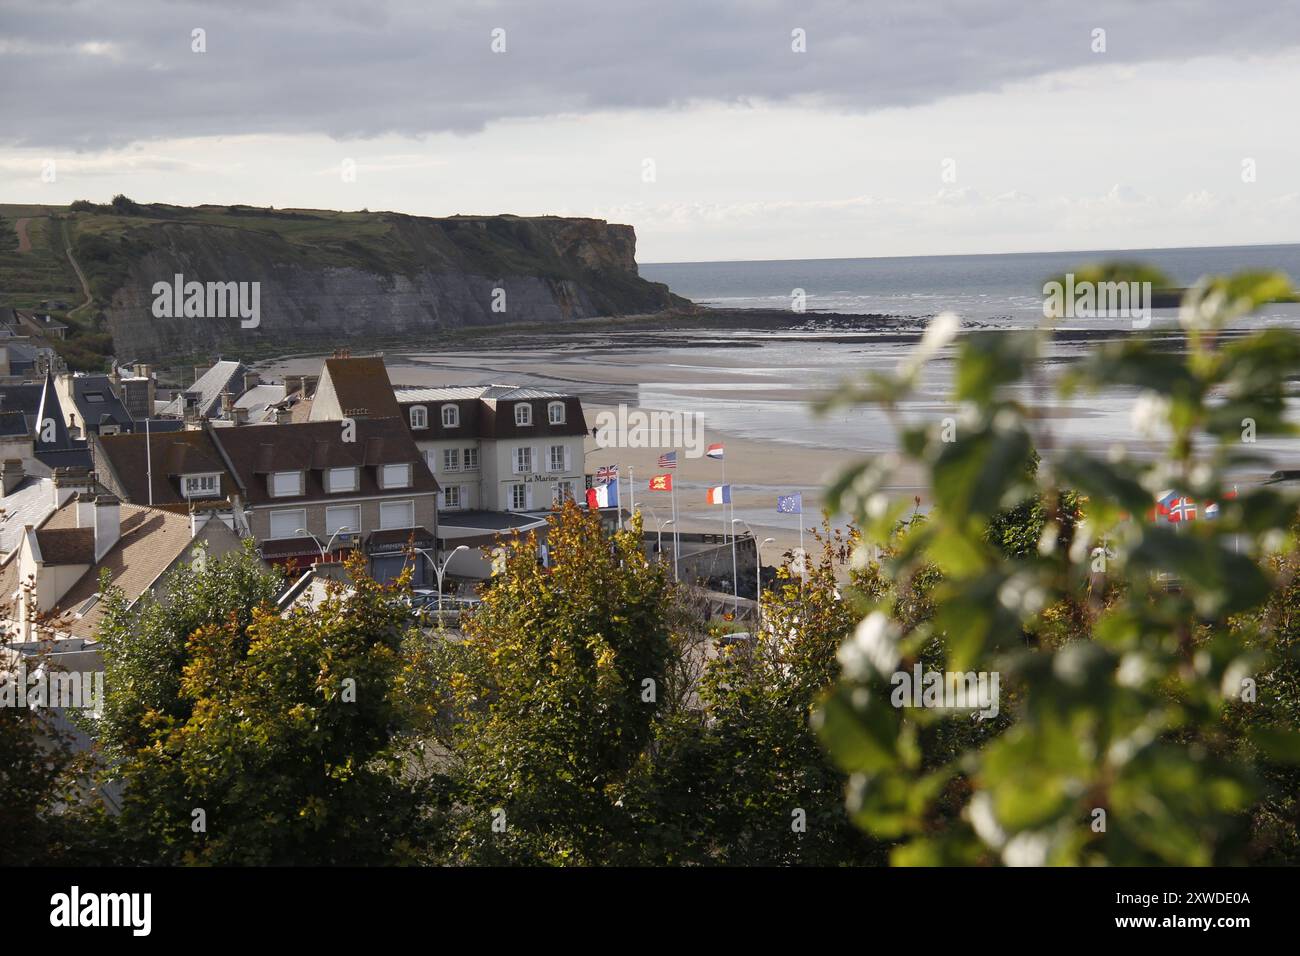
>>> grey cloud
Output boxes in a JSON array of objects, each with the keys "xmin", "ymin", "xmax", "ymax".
[{"xmin": 3, "ymin": 0, "xmax": 1298, "ymax": 149}]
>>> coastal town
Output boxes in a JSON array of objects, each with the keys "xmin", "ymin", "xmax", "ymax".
[{"xmin": 0, "ymin": 339, "xmax": 765, "ymax": 657}]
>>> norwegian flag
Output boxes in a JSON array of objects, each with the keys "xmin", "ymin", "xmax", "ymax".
[
  {"xmin": 595, "ymin": 464, "xmax": 619, "ymax": 485},
  {"xmin": 1167, "ymin": 496, "xmax": 1197, "ymax": 522},
  {"xmin": 657, "ymin": 451, "xmax": 677, "ymax": 469}
]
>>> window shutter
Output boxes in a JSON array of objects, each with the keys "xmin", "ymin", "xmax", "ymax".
[{"xmin": 564, "ymin": 446, "xmax": 571, "ymax": 472}]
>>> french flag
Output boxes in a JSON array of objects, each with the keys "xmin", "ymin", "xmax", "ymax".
[
  {"xmin": 587, "ymin": 481, "xmax": 619, "ymax": 509},
  {"xmin": 706, "ymin": 484, "xmax": 731, "ymax": 505},
  {"xmin": 706, "ymin": 443, "xmax": 725, "ymax": 460}
]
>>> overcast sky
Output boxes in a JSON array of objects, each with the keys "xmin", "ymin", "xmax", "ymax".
[{"xmin": 3, "ymin": 0, "xmax": 1299, "ymax": 262}]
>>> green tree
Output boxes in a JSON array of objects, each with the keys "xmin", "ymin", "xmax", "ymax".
[
  {"xmin": 631, "ymin": 526, "xmax": 889, "ymax": 864},
  {"xmin": 417, "ymin": 501, "xmax": 673, "ymax": 864},
  {"xmin": 97, "ymin": 546, "xmax": 428, "ymax": 864}
]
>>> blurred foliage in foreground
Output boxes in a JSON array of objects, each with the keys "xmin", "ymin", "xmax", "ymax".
[{"xmin": 814, "ymin": 268, "xmax": 1300, "ymax": 865}]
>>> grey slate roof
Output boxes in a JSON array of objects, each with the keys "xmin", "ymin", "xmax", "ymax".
[
  {"xmin": 65, "ymin": 374, "xmax": 134, "ymax": 433},
  {"xmin": 0, "ymin": 476, "xmax": 56, "ymax": 555},
  {"xmin": 164, "ymin": 360, "xmax": 249, "ymax": 418}
]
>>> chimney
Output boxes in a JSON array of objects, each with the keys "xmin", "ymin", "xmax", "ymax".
[
  {"xmin": 92, "ymin": 494, "xmax": 121, "ymax": 561},
  {"xmin": 243, "ymin": 371, "xmax": 261, "ymax": 392},
  {"xmin": 285, "ymin": 375, "xmax": 302, "ymax": 397},
  {"xmin": 52, "ymin": 467, "xmax": 95, "ymax": 507},
  {"xmin": 75, "ymin": 491, "xmax": 96, "ymax": 531},
  {"xmin": 233, "ymin": 406, "xmax": 249, "ymax": 425},
  {"xmin": 220, "ymin": 391, "xmax": 235, "ymax": 415},
  {"xmin": 275, "ymin": 406, "xmax": 291, "ymax": 425},
  {"xmin": 194, "ymin": 365, "xmax": 207, "ymax": 385},
  {"xmin": 1, "ymin": 459, "xmax": 24, "ymax": 496}
]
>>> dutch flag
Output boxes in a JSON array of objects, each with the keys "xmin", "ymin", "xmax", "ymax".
[{"xmin": 706, "ymin": 443, "xmax": 725, "ymax": 460}]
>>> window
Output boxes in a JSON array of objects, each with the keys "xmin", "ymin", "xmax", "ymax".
[
  {"xmin": 442, "ymin": 486, "xmax": 462, "ymax": 509},
  {"xmin": 553, "ymin": 481, "xmax": 575, "ymax": 505},
  {"xmin": 270, "ymin": 471, "xmax": 302, "ymax": 498},
  {"xmin": 327, "ymin": 467, "xmax": 357, "ymax": 493},
  {"xmin": 463, "ymin": 447, "xmax": 479, "ymax": 470},
  {"xmin": 381, "ymin": 463, "xmax": 411, "ymax": 489},
  {"xmin": 514, "ymin": 403, "xmax": 532, "ymax": 427},
  {"xmin": 182, "ymin": 474, "xmax": 220, "ymax": 498},
  {"xmin": 442, "ymin": 448, "xmax": 460, "ymax": 472},
  {"xmin": 379, "ymin": 500, "xmax": 414, "ymax": 530},
  {"xmin": 510, "ymin": 484, "xmax": 528, "ymax": 510},
  {"xmin": 548, "ymin": 445, "xmax": 567, "ymax": 472},
  {"xmin": 548, "ymin": 401, "xmax": 566, "ymax": 425},
  {"xmin": 513, "ymin": 446, "xmax": 532, "ymax": 474},
  {"xmin": 325, "ymin": 505, "xmax": 360, "ymax": 537},
  {"xmin": 441, "ymin": 404, "xmax": 459, "ymax": 428},
  {"xmin": 409, "ymin": 405, "xmax": 428, "ymax": 429},
  {"xmin": 268, "ymin": 509, "xmax": 306, "ymax": 539}
]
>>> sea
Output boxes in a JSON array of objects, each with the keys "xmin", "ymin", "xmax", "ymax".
[{"xmin": 640, "ymin": 242, "xmax": 1300, "ymax": 328}]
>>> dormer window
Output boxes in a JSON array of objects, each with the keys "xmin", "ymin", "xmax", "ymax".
[
  {"xmin": 441, "ymin": 404, "xmax": 459, "ymax": 428},
  {"xmin": 327, "ymin": 467, "xmax": 358, "ymax": 493},
  {"xmin": 514, "ymin": 403, "xmax": 533, "ymax": 427},
  {"xmin": 381, "ymin": 463, "xmax": 411, "ymax": 489},
  {"xmin": 269, "ymin": 470, "xmax": 303, "ymax": 498},
  {"xmin": 548, "ymin": 401, "xmax": 565, "ymax": 425},
  {"xmin": 409, "ymin": 405, "xmax": 428, "ymax": 429},
  {"xmin": 182, "ymin": 473, "xmax": 221, "ymax": 498}
]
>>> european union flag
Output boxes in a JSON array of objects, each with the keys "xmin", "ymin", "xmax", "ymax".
[{"xmin": 777, "ymin": 493, "xmax": 802, "ymax": 514}]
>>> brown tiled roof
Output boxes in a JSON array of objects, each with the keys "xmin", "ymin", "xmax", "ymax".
[
  {"xmin": 322, "ymin": 357, "xmax": 401, "ymax": 420},
  {"xmin": 481, "ymin": 396, "xmax": 588, "ymax": 439},
  {"xmin": 94, "ymin": 419, "xmax": 438, "ymax": 509},
  {"xmin": 34, "ymin": 527, "xmax": 94, "ymax": 565},
  {"xmin": 397, "ymin": 394, "xmax": 587, "ymax": 440},
  {"xmin": 94, "ymin": 429, "xmax": 235, "ymax": 507},
  {"xmin": 0, "ymin": 501, "xmax": 214, "ymax": 640},
  {"xmin": 207, "ymin": 418, "xmax": 438, "ymax": 507}
]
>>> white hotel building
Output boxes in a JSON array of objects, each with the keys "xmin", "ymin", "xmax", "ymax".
[{"xmin": 394, "ymin": 385, "xmax": 589, "ymax": 515}]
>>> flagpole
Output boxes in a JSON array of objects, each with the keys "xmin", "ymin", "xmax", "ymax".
[
  {"xmin": 670, "ymin": 475, "xmax": 679, "ymax": 582},
  {"xmin": 798, "ymin": 507, "xmax": 804, "ymax": 585},
  {"xmin": 629, "ymin": 465, "xmax": 635, "ymax": 524},
  {"xmin": 145, "ymin": 415, "xmax": 153, "ymax": 507},
  {"xmin": 725, "ymin": 454, "xmax": 737, "ymax": 614}
]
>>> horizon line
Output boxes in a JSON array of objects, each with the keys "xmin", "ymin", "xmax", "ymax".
[{"xmin": 640, "ymin": 239, "xmax": 1300, "ymax": 268}]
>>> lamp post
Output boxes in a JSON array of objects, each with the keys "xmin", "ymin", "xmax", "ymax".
[
  {"xmin": 414, "ymin": 545, "xmax": 469, "ymax": 614},
  {"xmin": 756, "ymin": 536, "xmax": 775, "ymax": 606},
  {"xmin": 296, "ymin": 526, "xmax": 352, "ymax": 563},
  {"xmin": 646, "ymin": 507, "xmax": 674, "ymax": 564}
]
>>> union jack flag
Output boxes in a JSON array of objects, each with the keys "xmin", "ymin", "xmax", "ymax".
[
  {"xmin": 595, "ymin": 464, "xmax": 619, "ymax": 485},
  {"xmin": 658, "ymin": 451, "xmax": 677, "ymax": 468}
]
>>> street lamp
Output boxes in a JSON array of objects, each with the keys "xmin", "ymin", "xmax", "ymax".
[
  {"xmin": 646, "ymin": 507, "xmax": 674, "ymax": 563},
  {"xmin": 413, "ymin": 544, "xmax": 469, "ymax": 615},
  {"xmin": 296, "ymin": 526, "xmax": 352, "ymax": 563},
  {"xmin": 756, "ymin": 537, "xmax": 775, "ymax": 605}
]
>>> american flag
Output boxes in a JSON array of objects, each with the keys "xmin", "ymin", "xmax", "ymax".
[
  {"xmin": 657, "ymin": 450, "xmax": 677, "ymax": 468},
  {"xmin": 595, "ymin": 464, "xmax": 619, "ymax": 485}
]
